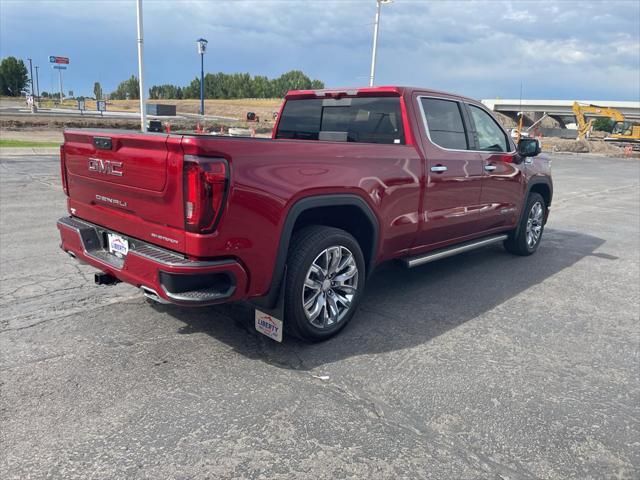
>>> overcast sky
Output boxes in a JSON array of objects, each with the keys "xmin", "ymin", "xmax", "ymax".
[{"xmin": 1, "ymin": 0, "xmax": 639, "ymax": 100}]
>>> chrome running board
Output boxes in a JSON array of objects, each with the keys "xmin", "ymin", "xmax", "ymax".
[{"xmin": 401, "ymin": 234, "xmax": 508, "ymax": 268}]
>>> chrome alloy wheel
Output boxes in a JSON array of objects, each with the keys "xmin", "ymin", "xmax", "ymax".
[
  {"xmin": 526, "ymin": 201, "xmax": 544, "ymax": 248},
  {"xmin": 302, "ymin": 246, "xmax": 359, "ymax": 329}
]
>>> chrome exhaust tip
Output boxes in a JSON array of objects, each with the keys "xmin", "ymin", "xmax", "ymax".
[{"xmin": 141, "ymin": 286, "xmax": 171, "ymax": 305}]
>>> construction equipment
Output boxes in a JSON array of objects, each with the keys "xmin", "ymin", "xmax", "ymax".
[
  {"xmin": 515, "ymin": 111, "xmax": 525, "ymax": 143},
  {"xmin": 510, "ymin": 112, "xmax": 549, "ymax": 141},
  {"xmin": 572, "ymin": 102, "xmax": 640, "ymax": 147},
  {"xmin": 608, "ymin": 119, "xmax": 640, "ymax": 147}
]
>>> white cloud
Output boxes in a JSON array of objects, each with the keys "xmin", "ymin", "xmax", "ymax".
[
  {"xmin": 503, "ymin": 7, "xmax": 537, "ymax": 23},
  {"xmin": 518, "ymin": 39, "xmax": 593, "ymax": 65},
  {"xmin": 1, "ymin": 0, "xmax": 638, "ymax": 100}
]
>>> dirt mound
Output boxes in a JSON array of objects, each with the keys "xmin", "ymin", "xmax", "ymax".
[{"xmin": 540, "ymin": 137, "xmax": 631, "ymax": 156}]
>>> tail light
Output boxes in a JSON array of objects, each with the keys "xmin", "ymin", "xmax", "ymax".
[
  {"xmin": 183, "ymin": 155, "xmax": 228, "ymax": 233},
  {"xmin": 60, "ymin": 145, "xmax": 69, "ymax": 196}
]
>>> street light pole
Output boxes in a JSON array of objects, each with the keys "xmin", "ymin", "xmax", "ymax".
[
  {"xmin": 197, "ymin": 38, "xmax": 208, "ymax": 116},
  {"xmin": 369, "ymin": 0, "xmax": 393, "ymax": 87},
  {"xmin": 200, "ymin": 51, "xmax": 204, "ymax": 115},
  {"xmin": 58, "ymin": 68, "xmax": 64, "ymax": 103},
  {"xmin": 27, "ymin": 58, "xmax": 34, "ymax": 95},
  {"xmin": 136, "ymin": 0, "xmax": 147, "ymax": 132},
  {"xmin": 34, "ymin": 66, "xmax": 40, "ymax": 102}
]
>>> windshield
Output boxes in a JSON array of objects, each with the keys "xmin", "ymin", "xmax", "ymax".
[{"xmin": 612, "ymin": 121, "xmax": 635, "ymax": 135}]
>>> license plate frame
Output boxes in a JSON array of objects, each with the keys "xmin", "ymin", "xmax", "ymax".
[{"xmin": 107, "ymin": 233, "xmax": 129, "ymax": 258}]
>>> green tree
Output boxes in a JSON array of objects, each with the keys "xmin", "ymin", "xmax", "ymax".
[
  {"xmin": 149, "ymin": 84, "xmax": 184, "ymax": 99},
  {"xmin": 41, "ymin": 91, "xmax": 60, "ymax": 100},
  {"xmin": 110, "ymin": 75, "xmax": 140, "ymax": 100},
  {"xmin": 144, "ymin": 70, "xmax": 325, "ymax": 101},
  {"xmin": 310, "ymin": 79, "xmax": 325, "ymax": 90},
  {"xmin": 252, "ymin": 75, "xmax": 273, "ymax": 98},
  {"xmin": 271, "ymin": 70, "xmax": 316, "ymax": 97},
  {"xmin": 183, "ymin": 78, "xmax": 200, "ymax": 99},
  {"xmin": 93, "ymin": 82, "xmax": 103, "ymax": 100},
  {"xmin": 592, "ymin": 117, "xmax": 614, "ymax": 133},
  {"xmin": 0, "ymin": 56, "xmax": 29, "ymax": 96}
]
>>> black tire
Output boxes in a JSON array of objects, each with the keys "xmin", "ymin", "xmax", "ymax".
[
  {"xmin": 504, "ymin": 192, "xmax": 546, "ymax": 256},
  {"xmin": 284, "ymin": 226, "xmax": 366, "ymax": 342}
]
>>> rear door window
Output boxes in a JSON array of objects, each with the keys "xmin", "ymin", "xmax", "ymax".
[
  {"xmin": 275, "ymin": 97, "xmax": 405, "ymax": 145},
  {"xmin": 419, "ymin": 98, "xmax": 469, "ymax": 150},
  {"xmin": 468, "ymin": 104, "xmax": 509, "ymax": 152}
]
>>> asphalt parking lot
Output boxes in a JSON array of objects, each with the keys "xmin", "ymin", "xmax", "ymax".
[{"xmin": 1, "ymin": 151, "xmax": 638, "ymax": 479}]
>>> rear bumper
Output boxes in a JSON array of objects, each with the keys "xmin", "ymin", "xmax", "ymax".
[{"xmin": 57, "ymin": 216, "xmax": 248, "ymax": 306}]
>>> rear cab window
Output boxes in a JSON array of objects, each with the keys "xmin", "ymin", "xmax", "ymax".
[{"xmin": 275, "ymin": 96, "xmax": 405, "ymax": 145}]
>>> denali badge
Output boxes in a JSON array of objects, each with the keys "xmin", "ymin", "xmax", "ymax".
[
  {"xmin": 88, "ymin": 158, "xmax": 123, "ymax": 177},
  {"xmin": 95, "ymin": 194, "xmax": 128, "ymax": 208}
]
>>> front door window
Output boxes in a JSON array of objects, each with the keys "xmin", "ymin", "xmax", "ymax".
[{"xmin": 468, "ymin": 105, "xmax": 509, "ymax": 152}]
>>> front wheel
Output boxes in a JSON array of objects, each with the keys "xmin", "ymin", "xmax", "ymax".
[
  {"xmin": 504, "ymin": 192, "xmax": 546, "ymax": 256},
  {"xmin": 284, "ymin": 226, "xmax": 365, "ymax": 342}
]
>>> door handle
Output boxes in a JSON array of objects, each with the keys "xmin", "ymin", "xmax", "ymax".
[
  {"xmin": 484, "ymin": 164, "xmax": 497, "ymax": 172},
  {"xmin": 430, "ymin": 165, "xmax": 447, "ymax": 173}
]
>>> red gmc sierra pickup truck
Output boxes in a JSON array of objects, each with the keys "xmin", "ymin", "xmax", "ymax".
[{"xmin": 57, "ymin": 86, "xmax": 552, "ymax": 342}]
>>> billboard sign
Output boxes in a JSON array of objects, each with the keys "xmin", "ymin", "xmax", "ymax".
[
  {"xmin": 49, "ymin": 56, "xmax": 70, "ymax": 64},
  {"xmin": 97, "ymin": 100, "xmax": 106, "ymax": 112}
]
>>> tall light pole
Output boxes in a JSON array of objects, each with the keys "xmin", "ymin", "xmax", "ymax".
[
  {"xmin": 197, "ymin": 38, "xmax": 208, "ymax": 116},
  {"xmin": 27, "ymin": 58, "xmax": 34, "ymax": 95},
  {"xmin": 136, "ymin": 0, "xmax": 147, "ymax": 132},
  {"xmin": 57, "ymin": 67, "xmax": 65, "ymax": 103},
  {"xmin": 34, "ymin": 65, "xmax": 40, "ymax": 102},
  {"xmin": 369, "ymin": 0, "xmax": 393, "ymax": 87}
]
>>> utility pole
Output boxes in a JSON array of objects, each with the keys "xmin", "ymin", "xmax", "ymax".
[
  {"xmin": 58, "ymin": 68, "xmax": 64, "ymax": 103},
  {"xmin": 136, "ymin": 0, "xmax": 147, "ymax": 132},
  {"xmin": 27, "ymin": 58, "xmax": 34, "ymax": 95},
  {"xmin": 369, "ymin": 0, "xmax": 393, "ymax": 87},
  {"xmin": 34, "ymin": 66, "xmax": 40, "ymax": 102}
]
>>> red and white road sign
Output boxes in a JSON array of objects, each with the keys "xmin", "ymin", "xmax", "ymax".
[{"xmin": 49, "ymin": 56, "xmax": 70, "ymax": 65}]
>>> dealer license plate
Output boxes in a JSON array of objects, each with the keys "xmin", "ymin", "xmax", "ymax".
[{"xmin": 107, "ymin": 233, "xmax": 129, "ymax": 258}]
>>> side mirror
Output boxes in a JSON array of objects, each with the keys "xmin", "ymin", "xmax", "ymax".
[{"xmin": 518, "ymin": 138, "xmax": 541, "ymax": 157}]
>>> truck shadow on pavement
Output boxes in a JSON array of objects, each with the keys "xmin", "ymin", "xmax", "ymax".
[{"xmin": 157, "ymin": 228, "xmax": 607, "ymax": 370}]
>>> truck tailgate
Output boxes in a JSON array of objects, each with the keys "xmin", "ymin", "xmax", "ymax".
[{"xmin": 63, "ymin": 129, "xmax": 186, "ymax": 252}]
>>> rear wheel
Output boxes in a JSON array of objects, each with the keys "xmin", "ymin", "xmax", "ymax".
[
  {"xmin": 284, "ymin": 226, "xmax": 365, "ymax": 342},
  {"xmin": 504, "ymin": 192, "xmax": 546, "ymax": 256}
]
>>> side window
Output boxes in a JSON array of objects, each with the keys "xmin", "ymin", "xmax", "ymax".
[
  {"xmin": 468, "ymin": 105, "xmax": 509, "ymax": 152},
  {"xmin": 420, "ymin": 98, "xmax": 468, "ymax": 150}
]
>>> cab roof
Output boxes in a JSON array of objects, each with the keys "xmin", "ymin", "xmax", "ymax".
[{"xmin": 285, "ymin": 85, "xmax": 479, "ymax": 104}]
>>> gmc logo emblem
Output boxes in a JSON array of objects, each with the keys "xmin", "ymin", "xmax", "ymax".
[{"xmin": 88, "ymin": 158, "xmax": 123, "ymax": 177}]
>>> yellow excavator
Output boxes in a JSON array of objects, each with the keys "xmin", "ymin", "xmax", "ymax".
[{"xmin": 572, "ymin": 101, "xmax": 640, "ymax": 148}]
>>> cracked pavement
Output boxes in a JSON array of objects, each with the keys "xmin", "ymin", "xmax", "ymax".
[{"xmin": 1, "ymin": 152, "xmax": 639, "ymax": 479}]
